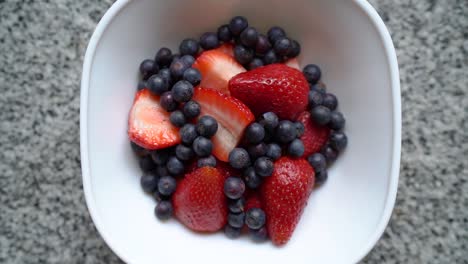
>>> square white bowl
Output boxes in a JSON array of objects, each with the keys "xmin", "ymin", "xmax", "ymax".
[{"xmin": 80, "ymin": 0, "xmax": 401, "ymax": 263}]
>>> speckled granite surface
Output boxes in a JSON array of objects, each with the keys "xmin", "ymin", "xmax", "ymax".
[{"xmin": 0, "ymin": 0, "xmax": 467, "ymax": 263}]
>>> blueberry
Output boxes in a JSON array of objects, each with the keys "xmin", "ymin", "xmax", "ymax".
[
  {"xmin": 180, "ymin": 124, "xmax": 198, "ymax": 145},
  {"xmin": 156, "ymin": 165, "xmax": 170, "ymax": 177},
  {"xmin": 147, "ymin": 74, "xmax": 169, "ymax": 95},
  {"xmin": 172, "ymin": 80, "xmax": 194, "ymax": 103},
  {"xmin": 311, "ymin": 106, "xmax": 331, "ymax": 125},
  {"xmin": 192, "ymin": 136, "xmax": 213, "ymax": 157},
  {"xmin": 170, "ymin": 59, "xmax": 190, "ymax": 80},
  {"xmin": 243, "ymin": 167, "xmax": 262, "ymax": 189},
  {"xmin": 224, "ymin": 225, "xmax": 241, "ymax": 238},
  {"xmin": 183, "ymin": 100, "xmax": 201, "ymax": 119},
  {"xmin": 245, "ymin": 122, "xmax": 265, "ymax": 144},
  {"xmin": 307, "ymin": 153, "xmax": 326, "ymax": 172},
  {"xmin": 248, "ymin": 58, "xmax": 264, "ymax": 70},
  {"xmin": 159, "ymin": 91, "xmax": 178, "ymax": 112},
  {"xmin": 200, "ymin": 32, "xmax": 220, "ymax": 50},
  {"xmin": 240, "ymin": 27, "xmax": 258, "ymax": 48},
  {"xmin": 245, "ymin": 208, "xmax": 266, "ymax": 229},
  {"xmin": 273, "ymin": 37, "xmax": 292, "ymax": 57},
  {"xmin": 158, "ymin": 176, "xmax": 177, "ymax": 196},
  {"xmin": 329, "ymin": 111, "xmax": 346, "ymax": 130},
  {"xmin": 229, "ymin": 16, "xmax": 248, "ymax": 36},
  {"xmin": 228, "ymin": 197, "xmax": 245, "ymax": 213},
  {"xmin": 263, "ymin": 49, "xmax": 279, "ymax": 65},
  {"xmin": 175, "ymin": 144, "xmax": 194, "ymax": 161},
  {"xmin": 140, "ymin": 173, "xmax": 158, "ymax": 193},
  {"xmin": 155, "ymin": 201, "xmax": 173, "ymax": 220},
  {"xmin": 197, "ymin": 155, "xmax": 217, "ymax": 168},
  {"xmin": 255, "ymin": 34, "xmax": 271, "ymax": 55},
  {"xmin": 275, "ymin": 120, "xmax": 297, "ymax": 143},
  {"xmin": 155, "ymin": 47, "xmax": 173, "ymax": 67},
  {"xmin": 263, "ymin": 128, "xmax": 274, "ymax": 143},
  {"xmin": 234, "ymin": 45, "xmax": 254, "ymax": 65},
  {"xmin": 224, "ymin": 177, "xmax": 246, "ymax": 199},
  {"xmin": 217, "ymin": 24, "xmax": 232, "ymax": 42},
  {"xmin": 288, "ymin": 138, "xmax": 305, "ymax": 157},
  {"xmin": 310, "ymin": 82, "xmax": 327, "ymax": 93},
  {"xmin": 308, "ymin": 89, "xmax": 324, "ymax": 108},
  {"xmin": 229, "ymin": 148, "xmax": 251, "ymax": 169},
  {"xmin": 265, "ymin": 143, "xmax": 282, "ymax": 160},
  {"xmin": 151, "ymin": 149, "xmax": 170, "ymax": 165},
  {"xmin": 196, "ymin": 116, "xmax": 218, "ymax": 138},
  {"xmin": 137, "ymin": 80, "xmax": 147, "ymax": 91},
  {"xmin": 287, "ymin": 39, "xmax": 301, "ymax": 58},
  {"xmin": 131, "ymin": 141, "xmax": 147, "ymax": 156},
  {"xmin": 294, "ymin": 122, "xmax": 305, "ymax": 137},
  {"xmin": 228, "ymin": 212, "xmax": 245, "ymax": 228},
  {"xmin": 248, "ymin": 142, "xmax": 267, "ymax": 160},
  {"xmin": 179, "ymin": 38, "xmax": 199, "ymax": 56},
  {"xmin": 152, "ymin": 190, "xmax": 169, "ymax": 202},
  {"xmin": 183, "ymin": 68, "xmax": 201, "ymax": 86},
  {"xmin": 180, "ymin": 55, "xmax": 195, "ymax": 67},
  {"xmin": 139, "ymin": 59, "xmax": 157, "ymax": 79},
  {"xmin": 166, "ymin": 156, "xmax": 185, "ymax": 176},
  {"xmin": 322, "ymin": 93, "xmax": 338, "ymax": 110},
  {"xmin": 329, "ymin": 132, "xmax": 348, "ymax": 152},
  {"xmin": 267, "ymin": 26, "xmax": 286, "ymax": 44},
  {"xmin": 158, "ymin": 68, "xmax": 173, "ymax": 85},
  {"xmin": 258, "ymin": 112, "xmax": 279, "ymax": 131},
  {"xmin": 254, "ymin": 157, "xmax": 274, "ymax": 177},
  {"xmin": 139, "ymin": 156, "xmax": 156, "ymax": 172},
  {"xmin": 303, "ymin": 64, "xmax": 322, "ymax": 84},
  {"xmin": 321, "ymin": 145, "xmax": 338, "ymax": 164},
  {"xmin": 315, "ymin": 169, "xmax": 328, "ymax": 186},
  {"xmin": 169, "ymin": 110, "xmax": 186, "ymax": 127},
  {"xmin": 250, "ymin": 226, "xmax": 268, "ymax": 242}
]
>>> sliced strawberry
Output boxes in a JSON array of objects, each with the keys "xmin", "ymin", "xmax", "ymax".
[
  {"xmin": 214, "ymin": 43, "xmax": 235, "ymax": 58},
  {"xmin": 284, "ymin": 58, "xmax": 300, "ymax": 70},
  {"xmin": 229, "ymin": 64, "xmax": 309, "ymax": 120},
  {"xmin": 192, "ymin": 50, "xmax": 245, "ymax": 95},
  {"xmin": 193, "ymin": 87, "xmax": 255, "ymax": 162},
  {"xmin": 296, "ymin": 111, "xmax": 330, "ymax": 157},
  {"xmin": 128, "ymin": 89, "xmax": 180, "ymax": 150}
]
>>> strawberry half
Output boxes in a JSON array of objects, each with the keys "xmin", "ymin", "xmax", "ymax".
[
  {"xmin": 128, "ymin": 89, "xmax": 180, "ymax": 150},
  {"xmin": 284, "ymin": 58, "xmax": 300, "ymax": 70},
  {"xmin": 193, "ymin": 87, "xmax": 255, "ymax": 162},
  {"xmin": 261, "ymin": 157, "xmax": 315, "ymax": 245},
  {"xmin": 296, "ymin": 111, "xmax": 330, "ymax": 157},
  {"xmin": 214, "ymin": 43, "xmax": 235, "ymax": 58},
  {"xmin": 229, "ymin": 64, "xmax": 309, "ymax": 120},
  {"xmin": 192, "ymin": 49, "xmax": 245, "ymax": 95},
  {"xmin": 173, "ymin": 167, "xmax": 227, "ymax": 232}
]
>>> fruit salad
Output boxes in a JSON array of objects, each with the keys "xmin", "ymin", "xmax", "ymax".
[{"xmin": 128, "ymin": 16, "xmax": 348, "ymax": 245}]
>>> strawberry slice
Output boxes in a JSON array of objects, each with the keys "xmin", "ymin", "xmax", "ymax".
[
  {"xmin": 284, "ymin": 58, "xmax": 300, "ymax": 70},
  {"xmin": 128, "ymin": 89, "xmax": 180, "ymax": 149},
  {"xmin": 214, "ymin": 43, "xmax": 235, "ymax": 58},
  {"xmin": 296, "ymin": 111, "xmax": 330, "ymax": 157},
  {"xmin": 193, "ymin": 87, "xmax": 255, "ymax": 162},
  {"xmin": 192, "ymin": 50, "xmax": 245, "ymax": 95}
]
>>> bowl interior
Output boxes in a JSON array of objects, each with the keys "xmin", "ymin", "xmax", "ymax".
[{"xmin": 82, "ymin": 0, "xmax": 399, "ymax": 263}]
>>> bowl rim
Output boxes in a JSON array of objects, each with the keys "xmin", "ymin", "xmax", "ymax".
[{"xmin": 80, "ymin": 0, "xmax": 401, "ymax": 263}]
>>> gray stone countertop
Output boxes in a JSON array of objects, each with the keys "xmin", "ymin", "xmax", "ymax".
[{"xmin": 0, "ymin": 0, "xmax": 466, "ymax": 263}]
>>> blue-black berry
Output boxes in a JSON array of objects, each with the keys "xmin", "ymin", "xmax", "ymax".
[
  {"xmin": 179, "ymin": 38, "xmax": 199, "ymax": 56},
  {"xmin": 151, "ymin": 149, "xmax": 170, "ymax": 165},
  {"xmin": 155, "ymin": 47, "xmax": 172, "ymax": 67},
  {"xmin": 228, "ymin": 197, "xmax": 245, "ymax": 214},
  {"xmin": 288, "ymin": 138, "xmax": 305, "ymax": 157},
  {"xmin": 229, "ymin": 148, "xmax": 251, "ymax": 169},
  {"xmin": 200, "ymin": 32, "xmax": 220, "ymax": 50},
  {"xmin": 287, "ymin": 39, "xmax": 301, "ymax": 58},
  {"xmin": 322, "ymin": 145, "xmax": 338, "ymax": 164},
  {"xmin": 192, "ymin": 136, "xmax": 213, "ymax": 157},
  {"xmin": 197, "ymin": 155, "xmax": 217, "ymax": 168},
  {"xmin": 224, "ymin": 225, "xmax": 241, "ymax": 238},
  {"xmin": 140, "ymin": 173, "xmax": 158, "ymax": 193},
  {"xmin": 254, "ymin": 157, "xmax": 274, "ymax": 177},
  {"xmin": 166, "ymin": 156, "xmax": 185, "ymax": 176},
  {"xmin": 139, "ymin": 156, "xmax": 156, "ymax": 172},
  {"xmin": 250, "ymin": 226, "xmax": 268, "ymax": 242},
  {"xmin": 131, "ymin": 141, "xmax": 147, "ymax": 156},
  {"xmin": 273, "ymin": 37, "xmax": 292, "ymax": 57},
  {"xmin": 217, "ymin": 24, "xmax": 232, "ymax": 42},
  {"xmin": 243, "ymin": 167, "xmax": 262, "ymax": 189},
  {"xmin": 160, "ymin": 92, "xmax": 178, "ymax": 112},
  {"xmin": 196, "ymin": 116, "xmax": 218, "ymax": 138},
  {"xmin": 180, "ymin": 124, "xmax": 198, "ymax": 145},
  {"xmin": 245, "ymin": 122, "xmax": 265, "ymax": 144},
  {"xmin": 303, "ymin": 64, "xmax": 322, "ymax": 84},
  {"xmin": 229, "ymin": 16, "xmax": 248, "ymax": 36},
  {"xmin": 245, "ymin": 208, "xmax": 266, "ymax": 229},
  {"xmin": 228, "ymin": 212, "xmax": 245, "ymax": 228},
  {"xmin": 139, "ymin": 59, "xmax": 157, "ymax": 79},
  {"xmin": 330, "ymin": 132, "xmax": 348, "ymax": 152},
  {"xmin": 294, "ymin": 122, "xmax": 305, "ymax": 137},
  {"xmin": 259, "ymin": 112, "xmax": 279, "ymax": 131},
  {"xmin": 175, "ymin": 144, "xmax": 194, "ymax": 161},
  {"xmin": 224, "ymin": 177, "xmax": 246, "ymax": 199},
  {"xmin": 248, "ymin": 58, "xmax": 264, "ymax": 70},
  {"xmin": 183, "ymin": 100, "xmax": 201, "ymax": 119},
  {"xmin": 155, "ymin": 201, "xmax": 173, "ymax": 220},
  {"xmin": 240, "ymin": 27, "xmax": 259, "ymax": 48},
  {"xmin": 265, "ymin": 143, "xmax": 282, "ymax": 160},
  {"xmin": 158, "ymin": 68, "xmax": 172, "ymax": 85},
  {"xmin": 315, "ymin": 169, "xmax": 328, "ymax": 186},
  {"xmin": 322, "ymin": 93, "xmax": 338, "ymax": 110},
  {"xmin": 137, "ymin": 80, "xmax": 147, "ymax": 91},
  {"xmin": 255, "ymin": 34, "xmax": 271, "ymax": 55},
  {"xmin": 180, "ymin": 55, "xmax": 195, "ymax": 67},
  {"xmin": 308, "ymin": 90, "xmax": 324, "ymax": 108},
  {"xmin": 158, "ymin": 176, "xmax": 177, "ymax": 196},
  {"xmin": 329, "ymin": 111, "xmax": 346, "ymax": 130},
  {"xmin": 267, "ymin": 26, "xmax": 286, "ymax": 44},
  {"xmin": 169, "ymin": 110, "xmax": 186, "ymax": 127},
  {"xmin": 307, "ymin": 153, "xmax": 327, "ymax": 171},
  {"xmin": 183, "ymin": 68, "xmax": 201, "ymax": 86},
  {"xmin": 311, "ymin": 106, "xmax": 331, "ymax": 125},
  {"xmin": 248, "ymin": 142, "xmax": 267, "ymax": 160},
  {"xmin": 147, "ymin": 74, "xmax": 169, "ymax": 95},
  {"xmin": 172, "ymin": 80, "xmax": 194, "ymax": 103},
  {"xmin": 170, "ymin": 59, "xmax": 190, "ymax": 80},
  {"xmin": 234, "ymin": 45, "xmax": 254, "ymax": 65},
  {"xmin": 263, "ymin": 49, "xmax": 278, "ymax": 65},
  {"xmin": 275, "ymin": 120, "xmax": 297, "ymax": 143}
]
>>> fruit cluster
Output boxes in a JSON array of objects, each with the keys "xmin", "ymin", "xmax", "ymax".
[{"xmin": 128, "ymin": 16, "xmax": 347, "ymax": 245}]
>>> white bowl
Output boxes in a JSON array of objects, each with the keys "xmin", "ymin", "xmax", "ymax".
[{"xmin": 80, "ymin": 0, "xmax": 401, "ymax": 263}]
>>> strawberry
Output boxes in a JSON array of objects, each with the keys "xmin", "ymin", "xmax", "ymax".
[
  {"xmin": 284, "ymin": 58, "xmax": 300, "ymax": 70},
  {"xmin": 172, "ymin": 167, "xmax": 227, "ymax": 232},
  {"xmin": 214, "ymin": 43, "xmax": 235, "ymax": 58},
  {"xmin": 296, "ymin": 111, "xmax": 330, "ymax": 157},
  {"xmin": 245, "ymin": 192, "xmax": 263, "ymax": 211},
  {"xmin": 128, "ymin": 89, "xmax": 180, "ymax": 150},
  {"xmin": 261, "ymin": 157, "xmax": 315, "ymax": 245},
  {"xmin": 192, "ymin": 87, "xmax": 255, "ymax": 162},
  {"xmin": 192, "ymin": 49, "xmax": 245, "ymax": 95},
  {"xmin": 229, "ymin": 64, "xmax": 309, "ymax": 120}
]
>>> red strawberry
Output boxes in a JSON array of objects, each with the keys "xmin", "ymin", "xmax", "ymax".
[
  {"xmin": 192, "ymin": 87, "xmax": 255, "ymax": 162},
  {"xmin": 229, "ymin": 64, "xmax": 309, "ymax": 120},
  {"xmin": 193, "ymin": 49, "xmax": 245, "ymax": 95},
  {"xmin": 261, "ymin": 157, "xmax": 315, "ymax": 245},
  {"xmin": 173, "ymin": 167, "xmax": 227, "ymax": 232},
  {"xmin": 245, "ymin": 192, "xmax": 263, "ymax": 211},
  {"xmin": 128, "ymin": 89, "xmax": 180, "ymax": 150},
  {"xmin": 284, "ymin": 58, "xmax": 300, "ymax": 70},
  {"xmin": 214, "ymin": 43, "xmax": 235, "ymax": 58},
  {"xmin": 296, "ymin": 111, "xmax": 330, "ymax": 157}
]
